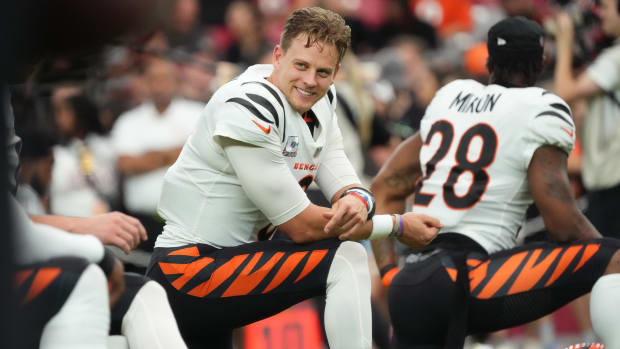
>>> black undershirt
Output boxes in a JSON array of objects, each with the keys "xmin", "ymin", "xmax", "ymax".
[{"xmin": 303, "ymin": 110, "xmax": 319, "ymax": 136}]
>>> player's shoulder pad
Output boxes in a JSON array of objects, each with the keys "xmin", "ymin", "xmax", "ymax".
[
  {"xmin": 443, "ymin": 78, "xmax": 481, "ymax": 92},
  {"xmin": 530, "ymin": 89, "xmax": 574, "ymax": 129},
  {"xmin": 433, "ymin": 79, "xmax": 483, "ymax": 103},
  {"xmin": 222, "ymin": 79, "xmax": 287, "ymax": 141},
  {"xmin": 522, "ymin": 88, "xmax": 575, "ymax": 159}
]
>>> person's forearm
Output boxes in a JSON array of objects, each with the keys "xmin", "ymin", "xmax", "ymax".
[
  {"xmin": 371, "ymin": 237, "xmax": 397, "ymax": 270},
  {"xmin": 573, "ymin": 213, "xmax": 602, "ymax": 241},
  {"xmin": 12, "ymin": 197, "xmax": 103, "ymax": 265},
  {"xmin": 369, "ymin": 167, "xmax": 414, "ymax": 269},
  {"xmin": 554, "ymin": 38, "xmax": 577, "ymax": 102},
  {"xmin": 279, "ymin": 203, "xmax": 337, "ymax": 243},
  {"xmin": 548, "ymin": 211, "xmax": 602, "ymax": 243},
  {"xmin": 30, "ymin": 214, "xmax": 87, "ymax": 235},
  {"xmin": 371, "ymin": 177, "xmax": 409, "ymax": 216},
  {"xmin": 117, "ymin": 147, "xmax": 181, "ymax": 175},
  {"xmin": 370, "ymin": 197, "xmax": 403, "ymax": 270},
  {"xmin": 281, "ymin": 200, "xmax": 375, "ymax": 243},
  {"xmin": 117, "ymin": 152, "xmax": 167, "ymax": 175}
]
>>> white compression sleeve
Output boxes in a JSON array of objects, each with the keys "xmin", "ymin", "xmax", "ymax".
[
  {"xmin": 324, "ymin": 241, "xmax": 372, "ymax": 349},
  {"xmin": 121, "ymin": 281, "xmax": 188, "ymax": 349},
  {"xmin": 222, "ymin": 137, "xmax": 310, "ymax": 225},
  {"xmin": 10, "ymin": 194, "xmax": 104, "ymax": 265},
  {"xmin": 590, "ymin": 274, "xmax": 620, "ymax": 348},
  {"xmin": 39, "ymin": 264, "xmax": 109, "ymax": 349}
]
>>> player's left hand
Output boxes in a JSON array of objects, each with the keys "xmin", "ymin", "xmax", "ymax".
[
  {"xmin": 322, "ymin": 195, "xmax": 368, "ymax": 237},
  {"xmin": 397, "ymin": 212, "xmax": 442, "ymax": 248}
]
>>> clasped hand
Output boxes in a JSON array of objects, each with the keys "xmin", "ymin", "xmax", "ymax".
[{"xmin": 322, "ymin": 194, "xmax": 368, "ymax": 237}]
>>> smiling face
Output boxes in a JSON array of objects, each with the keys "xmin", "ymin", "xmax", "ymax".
[{"xmin": 268, "ymin": 34, "xmax": 340, "ymax": 114}]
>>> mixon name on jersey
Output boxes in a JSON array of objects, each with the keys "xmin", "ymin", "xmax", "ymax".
[{"xmin": 449, "ymin": 91, "xmax": 502, "ymax": 114}]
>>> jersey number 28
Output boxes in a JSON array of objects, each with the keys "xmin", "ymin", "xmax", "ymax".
[{"xmin": 414, "ymin": 120, "xmax": 497, "ymax": 209}]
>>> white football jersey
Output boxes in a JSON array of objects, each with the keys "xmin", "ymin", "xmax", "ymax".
[
  {"xmin": 156, "ymin": 65, "xmax": 350, "ymax": 248},
  {"xmin": 414, "ymin": 79, "xmax": 575, "ymax": 254}
]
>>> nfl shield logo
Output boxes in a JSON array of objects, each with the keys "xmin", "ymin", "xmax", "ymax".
[{"xmin": 282, "ymin": 136, "xmax": 299, "ymax": 157}]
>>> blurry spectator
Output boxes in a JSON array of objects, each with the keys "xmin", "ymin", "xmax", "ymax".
[
  {"xmin": 377, "ymin": 37, "xmax": 439, "ymax": 136},
  {"xmin": 104, "ymin": 70, "xmax": 149, "ymax": 127},
  {"xmin": 554, "ymin": 1, "xmax": 620, "ymax": 239},
  {"xmin": 463, "ymin": 42, "xmax": 489, "ymax": 80},
  {"xmin": 111, "ymin": 57, "xmax": 202, "ymax": 248},
  {"xmin": 165, "ymin": 0, "xmax": 204, "ymax": 52},
  {"xmin": 213, "ymin": 61, "xmax": 242, "ymax": 89},
  {"xmin": 255, "ymin": 0, "xmax": 289, "ymax": 44},
  {"xmin": 200, "ymin": 0, "xmax": 235, "ymax": 26},
  {"xmin": 177, "ymin": 51, "xmax": 217, "ymax": 103},
  {"xmin": 410, "ymin": 0, "xmax": 473, "ymax": 38},
  {"xmin": 16, "ymin": 126, "xmax": 56, "ymax": 215},
  {"xmin": 334, "ymin": 53, "xmax": 395, "ymax": 176},
  {"xmin": 500, "ymin": 0, "xmax": 536, "ymax": 19},
  {"xmin": 396, "ymin": 38, "xmax": 439, "ymax": 109},
  {"xmin": 50, "ymin": 89, "xmax": 119, "ymax": 217},
  {"xmin": 142, "ymin": 30, "xmax": 171, "ymax": 55},
  {"xmin": 332, "ymin": 53, "xmax": 370, "ymax": 181},
  {"xmin": 224, "ymin": 0, "xmax": 274, "ymax": 67},
  {"xmin": 359, "ymin": 0, "xmax": 438, "ymax": 52}
]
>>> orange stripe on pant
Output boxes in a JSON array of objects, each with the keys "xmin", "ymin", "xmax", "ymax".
[
  {"xmin": 222, "ymin": 252, "xmax": 285, "ymax": 297},
  {"xmin": 295, "ymin": 250, "xmax": 327, "ymax": 283},
  {"xmin": 445, "ymin": 267, "xmax": 457, "ymax": 282},
  {"xmin": 23, "ymin": 268, "xmax": 61, "ymax": 304},
  {"xmin": 263, "ymin": 252, "xmax": 308, "ymax": 293},
  {"xmin": 159, "ymin": 257, "xmax": 215, "ymax": 290},
  {"xmin": 544, "ymin": 245, "xmax": 582, "ymax": 287},
  {"xmin": 15, "ymin": 269, "xmax": 33, "ymax": 288},
  {"xmin": 469, "ymin": 260, "xmax": 490, "ymax": 291},
  {"xmin": 168, "ymin": 246, "xmax": 200, "ymax": 257},
  {"xmin": 188, "ymin": 254, "xmax": 249, "ymax": 297},
  {"xmin": 574, "ymin": 244, "xmax": 601, "ymax": 272},
  {"xmin": 508, "ymin": 248, "xmax": 561, "ymax": 295},
  {"xmin": 477, "ymin": 252, "xmax": 527, "ymax": 299}
]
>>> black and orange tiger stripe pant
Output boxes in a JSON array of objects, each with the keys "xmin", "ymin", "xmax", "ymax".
[
  {"xmin": 15, "ymin": 257, "xmax": 90, "ymax": 349},
  {"xmin": 146, "ymin": 238, "xmax": 342, "ymax": 349},
  {"xmin": 388, "ymin": 233, "xmax": 620, "ymax": 349}
]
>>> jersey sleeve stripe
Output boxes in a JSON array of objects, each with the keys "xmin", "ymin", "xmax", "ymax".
[
  {"xmin": 327, "ymin": 89, "xmax": 334, "ymax": 104},
  {"xmin": 226, "ymin": 97, "xmax": 274, "ymax": 124},
  {"xmin": 534, "ymin": 110, "xmax": 573, "ymax": 128},
  {"xmin": 242, "ymin": 81, "xmax": 285, "ymax": 111},
  {"xmin": 241, "ymin": 81, "xmax": 287, "ymax": 142},
  {"xmin": 246, "ymin": 93, "xmax": 280, "ymax": 127},
  {"xmin": 550, "ymin": 103, "xmax": 572, "ymax": 118}
]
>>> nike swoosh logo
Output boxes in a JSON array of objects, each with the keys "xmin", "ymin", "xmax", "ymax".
[
  {"xmin": 561, "ymin": 127, "xmax": 574, "ymax": 137},
  {"xmin": 252, "ymin": 120, "xmax": 271, "ymax": 134}
]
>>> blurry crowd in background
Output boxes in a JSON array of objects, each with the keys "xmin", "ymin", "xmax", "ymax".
[{"xmin": 7, "ymin": 0, "xmax": 619, "ymax": 347}]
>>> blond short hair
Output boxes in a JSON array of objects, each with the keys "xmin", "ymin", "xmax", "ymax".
[{"xmin": 280, "ymin": 7, "xmax": 351, "ymax": 64}]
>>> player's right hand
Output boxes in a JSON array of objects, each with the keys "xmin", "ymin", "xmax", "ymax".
[
  {"xmin": 85, "ymin": 212, "xmax": 148, "ymax": 254},
  {"xmin": 323, "ymin": 194, "xmax": 368, "ymax": 237},
  {"xmin": 397, "ymin": 213, "xmax": 442, "ymax": 249}
]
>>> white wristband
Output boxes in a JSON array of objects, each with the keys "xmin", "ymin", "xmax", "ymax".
[{"xmin": 370, "ymin": 215, "xmax": 394, "ymax": 240}]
